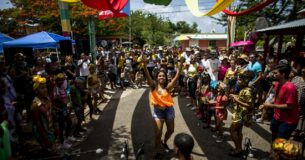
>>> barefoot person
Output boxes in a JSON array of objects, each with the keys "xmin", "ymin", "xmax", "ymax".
[
  {"xmin": 143, "ymin": 55, "xmax": 184, "ymax": 159},
  {"xmin": 229, "ymin": 71, "xmax": 254, "ymax": 157}
]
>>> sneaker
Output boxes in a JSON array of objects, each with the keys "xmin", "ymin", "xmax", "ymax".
[
  {"xmin": 216, "ymin": 138, "xmax": 223, "ymax": 143},
  {"xmin": 62, "ymin": 141, "xmax": 72, "ymax": 149},
  {"xmin": 186, "ymin": 103, "xmax": 192, "ymax": 107},
  {"xmin": 161, "ymin": 142, "xmax": 170, "ymax": 152},
  {"xmin": 190, "ymin": 106, "xmax": 197, "ymax": 110},
  {"xmin": 256, "ymin": 117, "xmax": 263, "ymax": 123},
  {"xmin": 212, "ymin": 134, "xmax": 218, "ymax": 139},
  {"xmin": 67, "ymin": 136, "xmax": 76, "ymax": 142},
  {"xmin": 73, "ymin": 132, "xmax": 83, "ymax": 138}
]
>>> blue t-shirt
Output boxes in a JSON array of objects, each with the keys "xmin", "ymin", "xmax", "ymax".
[{"xmin": 246, "ymin": 61, "xmax": 262, "ymax": 80}]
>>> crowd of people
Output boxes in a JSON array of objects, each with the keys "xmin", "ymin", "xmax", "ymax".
[{"xmin": 0, "ymin": 44, "xmax": 305, "ymax": 159}]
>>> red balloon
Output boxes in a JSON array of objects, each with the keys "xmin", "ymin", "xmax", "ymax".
[
  {"xmin": 220, "ymin": 0, "xmax": 274, "ymax": 16},
  {"xmin": 81, "ymin": 0, "xmax": 109, "ymax": 10},
  {"xmin": 107, "ymin": 0, "xmax": 129, "ymax": 13},
  {"xmin": 81, "ymin": 0, "xmax": 128, "ymax": 13}
]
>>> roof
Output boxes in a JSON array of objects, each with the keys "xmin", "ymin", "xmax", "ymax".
[
  {"xmin": 0, "ymin": 33, "xmax": 14, "ymax": 53},
  {"xmin": 174, "ymin": 33, "xmax": 227, "ymax": 41},
  {"xmin": 256, "ymin": 18, "xmax": 305, "ymax": 33},
  {"xmin": 298, "ymin": 8, "xmax": 305, "ymax": 15},
  {"xmin": 3, "ymin": 31, "xmax": 74, "ymax": 49}
]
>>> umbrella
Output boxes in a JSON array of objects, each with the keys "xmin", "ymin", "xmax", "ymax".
[{"xmin": 230, "ymin": 40, "xmax": 253, "ymax": 47}]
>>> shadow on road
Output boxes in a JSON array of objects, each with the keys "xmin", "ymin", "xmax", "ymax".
[
  {"xmin": 178, "ymin": 95, "xmax": 240, "ymax": 160},
  {"xmin": 76, "ymin": 89, "xmax": 124, "ymax": 159},
  {"xmin": 131, "ymin": 89, "xmax": 155, "ymax": 159}
]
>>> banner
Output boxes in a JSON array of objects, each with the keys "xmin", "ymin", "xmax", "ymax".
[
  {"xmin": 185, "ymin": 0, "xmax": 233, "ymax": 17},
  {"xmin": 222, "ymin": 0, "xmax": 274, "ymax": 16}
]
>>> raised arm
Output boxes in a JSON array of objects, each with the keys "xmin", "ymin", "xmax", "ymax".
[
  {"xmin": 142, "ymin": 55, "xmax": 155, "ymax": 88},
  {"xmin": 166, "ymin": 57, "xmax": 185, "ymax": 91}
]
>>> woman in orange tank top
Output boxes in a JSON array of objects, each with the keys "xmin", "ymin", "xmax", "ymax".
[{"xmin": 143, "ymin": 55, "xmax": 185, "ymax": 159}]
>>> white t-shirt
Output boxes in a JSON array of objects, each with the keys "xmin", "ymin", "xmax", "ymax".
[
  {"xmin": 201, "ymin": 59, "xmax": 209, "ymax": 70},
  {"xmin": 78, "ymin": 59, "xmax": 90, "ymax": 76},
  {"xmin": 206, "ymin": 58, "xmax": 221, "ymax": 81},
  {"xmin": 181, "ymin": 52, "xmax": 191, "ymax": 64}
]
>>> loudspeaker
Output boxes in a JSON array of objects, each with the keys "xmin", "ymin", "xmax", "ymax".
[{"xmin": 59, "ymin": 40, "xmax": 73, "ymax": 56}]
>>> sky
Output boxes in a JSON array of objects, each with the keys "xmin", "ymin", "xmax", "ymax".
[{"xmin": 0, "ymin": 0, "xmax": 227, "ymax": 33}]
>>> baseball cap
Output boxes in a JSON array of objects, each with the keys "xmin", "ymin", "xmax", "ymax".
[{"xmin": 238, "ymin": 54, "xmax": 249, "ymax": 62}]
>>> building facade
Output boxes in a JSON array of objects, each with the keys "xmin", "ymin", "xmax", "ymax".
[{"xmin": 174, "ymin": 33, "xmax": 228, "ymax": 50}]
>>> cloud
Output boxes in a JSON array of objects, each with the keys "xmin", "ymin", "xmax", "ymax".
[{"xmin": 131, "ymin": 0, "xmax": 226, "ymax": 33}]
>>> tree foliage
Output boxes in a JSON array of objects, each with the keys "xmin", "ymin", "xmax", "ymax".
[
  {"xmin": 212, "ymin": 0, "xmax": 305, "ymax": 41},
  {"xmin": 0, "ymin": 1, "xmax": 200, "ymax": 46}
]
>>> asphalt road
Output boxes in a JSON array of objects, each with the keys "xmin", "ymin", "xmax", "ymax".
[{"xmin": 74, "ymin": 87, "xmax": 271, "ymax": 160}]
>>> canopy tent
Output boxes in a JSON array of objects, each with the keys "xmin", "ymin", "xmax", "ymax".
[
  {"xmin": 3, "ymin": 31, "xmax": 74, "ymax": 49},
  {"xmin": 0, "ymin": 33, "xmax": 14, "ymax": 53}
]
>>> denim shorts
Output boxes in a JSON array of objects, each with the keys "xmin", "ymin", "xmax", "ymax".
[
  {"xmin": 153, "ymin": 107, "xmax": 175, "ymax": 120},
  {"xmin": 270, "ymin": 118, "xmax": 297, "ymax": 141}
]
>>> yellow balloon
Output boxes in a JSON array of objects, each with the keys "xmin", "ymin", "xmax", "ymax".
[
  {"xmin": 60, "ymin": 0, "xmax": 79, "ymax": 3},
  {"xmin": 185, "ymin": 0, "xmax": 234, "ymax": 17}
]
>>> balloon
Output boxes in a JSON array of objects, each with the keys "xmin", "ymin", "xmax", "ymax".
[
  {"xmin": 185, "ymin": 0, "xmax": 233, "ymax": 17},
  {"xmin": 81, "ymin": 0, "xmax": 109, "ymax": 10},
  {"xmin": 81, "ymin": 0, "xmax": 128, "ymax": 13},
  {"xmin": 107, "ymin": 0, "xmax": 129, "ymax": 13},
  {"xmin": 221, "ymin": 0, "xmax": 275, "ymax": 16}
]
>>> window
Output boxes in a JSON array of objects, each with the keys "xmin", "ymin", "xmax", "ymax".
[{"xmin": 209, "ymin": 40, "xmax": 216, "ymax": 49}]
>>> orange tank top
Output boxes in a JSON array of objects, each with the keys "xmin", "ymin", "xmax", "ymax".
[{"xmin": 150, "ymin": 89, "xmax": 174, "ymax": 107}]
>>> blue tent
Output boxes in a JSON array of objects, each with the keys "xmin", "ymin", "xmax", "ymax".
[
  {"xmin": 0, "ymin": 33, "xmax": 14, "ymax": 53},
  {"xmin": 3, "ymin": 31, "xmax": 74, "ymax": 49}
]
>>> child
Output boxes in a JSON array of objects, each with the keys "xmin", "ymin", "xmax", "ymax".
[
  {"xmin": 135, "ymin": 69, "xmax": 145, "ymax": 88},
  {"xmin": 229, "ymin": 71, "xmax": 254, "ymax": 157},
  {"xmin": 69, "ymin": 77, "xmax": 88, "ymax": 137},
  {"xmin": 0, "ymin": 79, "xmax": 13, "ymax": 159},
  {"xmin": 199, "ymin": 72, "xmax": 211, "ymax": 128},
  {"xmin": 52, "ymin": 73, "xmax": 72, "ymax": 149},
  {"xmin": 87, "ymin": 64, "xmax": 102, "ymax": 114},
  {"xmin": 211, "ymin": 82, "xmax": 228, "ymax": 143}
]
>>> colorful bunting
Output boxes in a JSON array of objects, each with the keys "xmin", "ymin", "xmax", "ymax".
[
  {"xmin": 143, "ymin": 0, "xmax": 172, "ymax": 6},
  {"xmin": 185, "ymin": 0, "xmax": 233, "ymax": 17},
  {"xmin": 221, "ymin": 0, "xmax": 274, "ymax": 16}
]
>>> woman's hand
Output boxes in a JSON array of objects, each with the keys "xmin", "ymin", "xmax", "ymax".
[{"xmin": 259, "ymin": 104, "xmax": 265, "ymax": 110}]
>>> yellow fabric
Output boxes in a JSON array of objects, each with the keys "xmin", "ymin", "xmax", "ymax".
[
  {"xmin": 150, "ymin": 89, "xmax": 174, "ymax": 107},
  {"xmin": 60, "ymin": 0, "xmax": 79, "ymax": 3},
  {"xmin": 185, "ymin": 0, "xmax": 233, "ymax": 17},
  {"xmin": 32, "ymin": 75, "xmax": 46, "ymax": 90}
]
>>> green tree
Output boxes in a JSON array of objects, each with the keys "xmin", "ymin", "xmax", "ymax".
[
  {"xmin": 0, "ymin": 3, "xmax": 200, "ymax": 46},
  {"xmin": 212, "ymin": 0, "xmax": 304, "ymax": 41}
]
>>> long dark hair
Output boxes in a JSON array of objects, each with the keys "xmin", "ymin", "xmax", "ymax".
[{"xmin": 155, "ymin": 68, "xmax": 168, "ymax": 89}]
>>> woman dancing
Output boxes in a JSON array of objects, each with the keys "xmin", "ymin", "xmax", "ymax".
[{"xmin": 143, "ymin": 55, "xmax": 185, "ymax": 159}]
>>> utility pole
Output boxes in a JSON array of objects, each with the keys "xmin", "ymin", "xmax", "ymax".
[
  {"xmin": 88, "ymin": 16, "xmax": 97, "ymax": 60},
  {"xmin": 58, "ymin": 1, "xmax": 72, "ymax": 37}
]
